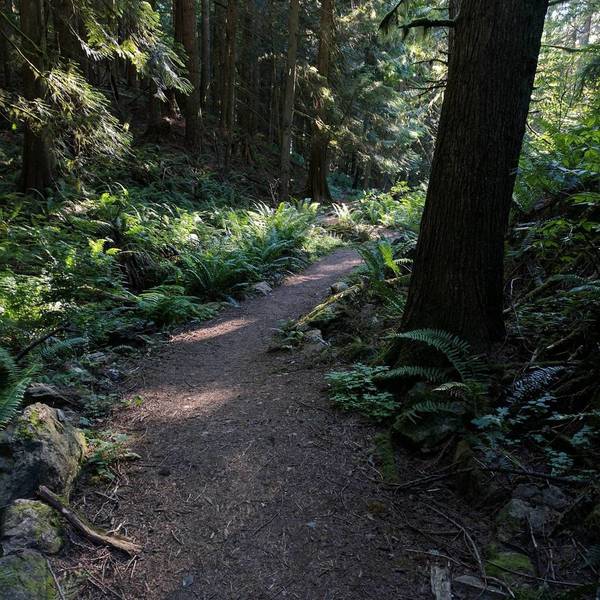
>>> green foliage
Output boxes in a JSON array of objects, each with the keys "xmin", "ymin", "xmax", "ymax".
[
  {"xmin": 0, "ymin": 348, "xmax": 32, "ymax": 430},
  {"xmin": 84, "ymin": 430, "xmax": 139, "ymax": 481},
  {"xmin": 392, "ymin": 329, "xmax": 489, "ymax": 389},
  {"xmin": 136, "ymin": 286, "xmax": 219, "ymax": 327},
  {"xmin": 326, "ymin": 364, "xmax": 397, "ymax": 421}
]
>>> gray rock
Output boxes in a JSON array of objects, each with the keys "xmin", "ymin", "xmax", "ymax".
[
  {"xmin": 304, "ymin": 329, "xmax": 326, "ymax": 345},
  {"xmin": 512, "ymin": 483, "xmax": 568, "ymax": 511},
  {"xmin": 542, "ymin": 485, "xmax": 569, "ymax": 511},
  {"xmin": 330, "ymin": 281, "xmax": 349, "ymax": 294},
  {"xmin": 2, "ymin": 500, "xmax": 63, "ymax": 555},
  {"xmin": 495, "ymin": 498, "xmax": 556, "ymax": 542},
  {"xmin": 0, "ymin": 549, "xmax": 58, "ymax": 600},
  {"xmin": 253, "ymin": 281, "xmax": 273, "ymax": 296},
  {"xmin": 0, "ymin": 403, "xmax": 86, "ymax": 507}
]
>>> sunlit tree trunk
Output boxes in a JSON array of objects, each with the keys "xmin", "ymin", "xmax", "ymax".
[
  {"xmin": 401, "ymin": 0, "xmax": 549, "ymax": 348},
  {"xmin": 20, "ymin": 0, "xmax": 54, "ymax": 193},
  {"xmin": 279, "ymin": 0, "xmax": 300, "ymax": 200},
  {"xmin": 174, "ymin": 0, "xmax": 201, "ymax": 147},
  {"xmin": 306, "ymin": 0, "xmax": 333, "ymax": 203}
]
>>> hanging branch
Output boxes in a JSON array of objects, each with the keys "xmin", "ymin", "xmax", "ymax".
[{"xmin": 398, "ymin": 17, "xmax": 456, "ymax": 40}]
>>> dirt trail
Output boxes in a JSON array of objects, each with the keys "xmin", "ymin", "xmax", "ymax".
[{"xmin": 87, "ymin": 248, "xmax": 484, "ymax": 599}]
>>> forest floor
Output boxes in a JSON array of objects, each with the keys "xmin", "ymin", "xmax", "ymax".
[{"xmin": 63, "ymin": 247, "xmax": 492, "ymax": 600}]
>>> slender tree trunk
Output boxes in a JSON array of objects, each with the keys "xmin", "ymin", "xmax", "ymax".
[
  {"xmin": 200, "ymin": 0, "xmax": 210, "ymax": 109},
  {"xmin": 223, "ymin": 0, "xmax": 237, "ymax": 172},
  {"xmin": 20, "ymin": 0, "xmax": 53, "ymax": 193},
  {"xmin": 174, "ymin": 0, "xmax": 201, "ymax": 146},
  {"xmin": 306, "ymin": 0, "xmax": 334, "ymax": 203},
  {"xmin": 279, "ymin": 0, "xmax": 300, "ymax": 200},
  {"xmin": 401, "ymin": 0, "xmax": 549, "ymax": 348},
  {"xmin": 0, "ymin": 0, "xmax": 12, "ymax": 87}
]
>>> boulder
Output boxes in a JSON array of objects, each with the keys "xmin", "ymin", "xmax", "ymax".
[
  {"xmin": 0, "ymin": 403, "xmax": 86, "ymax": 507},
  {"xmin": 253, "ymin": 281, "xmax": 273, "ymax": 296},
  {"xmin": 0, "ymin": 549, "xmax": 58, "ymax": 600},
  {"xmin": 495, "ymin": 498, "xmax": 556, "ymax": 542},
  {"xmin": 1, "ymin": 500, "xmax": 63, "ymax": 555}
]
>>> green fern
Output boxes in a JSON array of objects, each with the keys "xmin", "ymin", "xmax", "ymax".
[
  {"xmin": 0, "ymin": 348, "xmax": 31, "ymax": 430},
  {"xmin": 375, "ymin": 364, "xmax": 449, "ymax": 383},
  {"xmin": 398, "ymin": 399, "xmax": 463, "ymax": 425},
  {"xmin": 393, "ymin": 328, "xmax": 488, "ymax": 387}
]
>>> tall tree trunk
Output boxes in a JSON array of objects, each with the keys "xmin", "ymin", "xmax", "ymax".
[
  {"xmin": 54, "ymin": 0, "xmax": 80, "ymax": 64},
  {"xmin": 0, "ymin": 0, "xmax": 12, "ymax": 88},
  {"xmin": 279, "ymin": 0, "xmax": 300, "ymax": 200},
  {"xmin": 306, "ymin": 0, "xmax": 334, "ymax": 203},
  {"xmin": 20, "ymin": 0, "xmax": 53, "ymax": 193},
  {"xmin": 223, "ymin": 0, "xmax": 237, "ymax": 172},
  {"xmin": 200, "ymin": 0, "xmax": 210, "ymax": 109},
  {"xmin": 401, "ymin": 0, "xmax": 549, "ymax": 348},
  {"xmin": 174, "ymin": 0, "xmax": 201, "ymax": 147}
]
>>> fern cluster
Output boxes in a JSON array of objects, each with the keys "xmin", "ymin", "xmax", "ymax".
[{"xmin": 0, "ymin": 349, "xmax": 32, "ymax": 430}]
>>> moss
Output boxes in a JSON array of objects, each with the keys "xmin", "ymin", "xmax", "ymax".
[
  {"xmin": 373, "ymin": 430, "xmax": 399, "ymax": 483},
  {"xmin": 0, "ymin": 550, "xmax": 58, "ymax": 599},
  {"xmin": 485, "ymin": 547, "xmax": 534, "ymax": 583}
]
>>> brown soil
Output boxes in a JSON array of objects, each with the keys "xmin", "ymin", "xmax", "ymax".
[{"xmin": 70, "ymin": 248, "xmax": 490, "ymax": 599}]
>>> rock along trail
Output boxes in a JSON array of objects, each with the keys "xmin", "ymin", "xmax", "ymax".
[{"xmin": 87, "ymin": 248, "xmax": 479, "ymax": 600}]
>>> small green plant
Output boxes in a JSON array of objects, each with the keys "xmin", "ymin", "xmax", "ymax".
[
  {"xmin": 326, "ymin": 364, "xmax": 397, "ymax": 421},
  {"xmin": 85, "ymin": 431, "xmax": 140, "ymax": 481}
]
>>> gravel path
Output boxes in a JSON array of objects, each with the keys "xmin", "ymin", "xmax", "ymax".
[{"xmin": 88, "ymin": 248, "xmax": 478, "ymax": 599}]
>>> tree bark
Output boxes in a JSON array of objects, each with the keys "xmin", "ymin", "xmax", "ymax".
[
  {"xmin": 306, "ymin": 0, "xmax": 334, "ymax": 203},
  {"xmin": 223, "ymin": 0, "xmax": 237, "ymax": 172},
  {"xmin": 200, "ymin": 0, "xmax": 210, "ymax": 109},
  {"xmin": 0, "ymin": 0, "xmax": 12, "ymax": 88},
  {"xmin": 401, "ymin": 0, "xmax": 549, "ymax": 348},
  {"xmin": 279, "ymin": 0, "xmax": 300, "ymax": 200},
  {"xmin": 54, "ymin": 0, "xmax": 80, "ymax": 64},
  {"xmin": 20, "ymin": 0, "xmax": 54, "ymax": 194},
  {"xmin": 174, "ymin": 0, "xmax": 201, "ymax": 147}
]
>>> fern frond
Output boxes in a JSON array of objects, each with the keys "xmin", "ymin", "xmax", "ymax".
[
  {"xmin": 375, "ymin": 365, "xmax": 448, "ymax": 383},
  {"xmin": 393, "ymin": 329, "xmax": 488, "ymax": 386},
  {"xmin": 508, "ymin": 366, "xmax": 565, "ymax": 403},
  {"xmin": 0, "ymin": 348, "xmax": 31, "ymax": 430},
  {"xmin": 399, "ymin": 400, "xmax": 462, "ymax": 424}
]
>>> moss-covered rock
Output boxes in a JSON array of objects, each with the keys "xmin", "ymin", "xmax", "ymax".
[
  {"xmin": 485, "ymin": 548, "xmax": 534, "ymax": 583},
  {"xmin": 1, "ymin": 499, "xmax": 63, "ymax": 555},
  {"xmin": 0, "ymin": 549, "xmax": 58, "ymax": 600},
  {"xmin": 0, "ymin": 403, "xmax": 86, "ymax": 507}
]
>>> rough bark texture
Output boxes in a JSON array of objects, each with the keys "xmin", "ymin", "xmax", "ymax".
[
  {"xmin": 174, "ymin": 0, "xmax": 201, "ymax": 147},
  {"xmin": 200, "ymin": 0, "xmax": 210, "ymax": 108},
  {"xmin": 401, "ymin": 0, "xmax": 549, "ymax": 347},
  {"xmin": 0, "ymin": 0, "xmax": 11, "ymax": 88},
  {"xmin": 20, "ymin": 0, "xmax": 54, "ymax": 193},
  {"xmin": 279, "ymin": 0, "xmax": 300, "ymax": 200},
  {"xmin": 223, "ymin": 0, "xmax": 238, "ymax": 172},
  {"xmin": 306, "ymin": 0, "xmax": 334, "ymax": 203},
  {"xmin": 54, "ymin": 0, "xmax": 79, "ymax": 64}
]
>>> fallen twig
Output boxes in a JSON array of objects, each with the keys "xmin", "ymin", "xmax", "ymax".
[{"xmin": 38, "ymin": 486, "xmax": 141, "ymax": 556}]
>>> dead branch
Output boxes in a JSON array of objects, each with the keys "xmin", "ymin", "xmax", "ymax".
[{"xmin": 37, "ymin": 486, "xmax": 141, "ymax": 556}]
